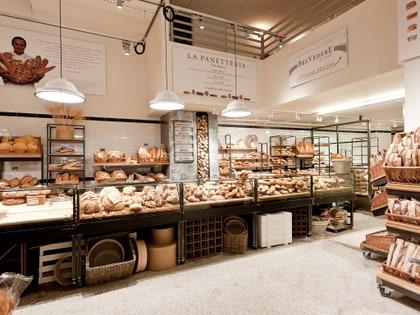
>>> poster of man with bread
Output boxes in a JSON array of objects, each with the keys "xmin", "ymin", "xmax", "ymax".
[{"xmin": 0, "ymin": 35, "xmax": 55, "ymax": 86}]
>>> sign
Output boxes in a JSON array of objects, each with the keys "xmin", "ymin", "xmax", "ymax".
[
  {"xmin": 173, "ymin": 120, "xmax": 194, "ymax": 162},
  {"xmin": 288, "ymin": 28, "xmax": 348, "ymax": 87},
  {"xmin": 172, "ymin": 44, "xmax": 258, "ymax": 101},
  {"xmin": 0, "ymin": 26, "xmax": 106, "ymax": 95},
  {"xmin": 398, "ymin": 0, "xmax": 420, "ymax": 62}
]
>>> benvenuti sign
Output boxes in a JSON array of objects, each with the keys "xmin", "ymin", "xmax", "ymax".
[{"xmin": 288, "ymin": 28, "xmax": 348, "ymax": 88}]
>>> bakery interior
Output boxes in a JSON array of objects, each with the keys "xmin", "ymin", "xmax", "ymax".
[{"xmin": 0, "ymin": 0, "xmax": 420, "ymax": 313}]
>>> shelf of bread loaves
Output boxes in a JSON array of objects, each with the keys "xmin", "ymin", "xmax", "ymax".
[
  {"xmin": 79, "ymin": 183, "xmax": 180, "ymax": 220},
  {"xmin": 295, "ymin": 140, "xmax": 314, "ymax": 158},
  {"xmin": 94, "ymin": 170, "xmax": 167, "ymax": 184},
  {"xmin": 183, "ymin": 180, "xmax": 254, "ymax": 207},
  {"xmin": 257, "ymin": 177, "xmax": 310, "ymax": 201},
  {"xmin": 0, "ymin": 135, "xmax": 42, "ymax": 159},
  {"xmin": 313, "ymin": 175, "xmax": 354, "ymax": 196},
  {"xmin": 94, "ymin": 146, "xmax": 169, "ymax": 167},
  {"xmin": 353, "ymin": 167, "xmax": 369, "ymax": 196},
  {"xmin": 386, "ymin": 196, "xmax": 420, "ymax": 236}
]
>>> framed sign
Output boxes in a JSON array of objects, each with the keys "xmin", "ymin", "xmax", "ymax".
[
  {"xmin": 289, "ymin": 28, "xmax": 348, "ymax": 87},
  {"xmin": 173, "ymin": 120, "xmax": 194, "ymax": 163},
  {"xmin": 398, "ymin": 0, "xmax": 420, "ymax": 62}
]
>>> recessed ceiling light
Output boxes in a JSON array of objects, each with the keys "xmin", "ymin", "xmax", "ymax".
[{"xmin": 117, "ymin": 0, "xmax": 124, "ymax": 9}]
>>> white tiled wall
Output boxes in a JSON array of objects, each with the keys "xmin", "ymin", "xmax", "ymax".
[{"xmin": 0, "ymin": 117, "xmax": 161, "ymax": 179}]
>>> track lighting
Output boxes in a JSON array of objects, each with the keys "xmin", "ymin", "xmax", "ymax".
[
  {"xmin": 392, "ymin": 121, "xmax": 398, "ymax": 128},
  {"xmin": 334, "ymin": 116, "xmax": 339, "ymax": 123},
  {"xmin": 117, "ymin": 0, "xmax": 124, "ymax": 9},
  {"xmin": 295, "ymin": 113, "xmax": 302, "ymax": 120},
  {"xmin": 316, "ymin": 116, "xmax": 323, "ymax": 122},
  {"xmin": 198, "ymin": 17, "xmax": 205, "ymax": 30},
  {"xmin": 278, "ymin": 39, "xmax": 284, "ymax": 48},
  {"xmin": 122, "ymin": 40, "xmax": 130, "ymax": 55}
]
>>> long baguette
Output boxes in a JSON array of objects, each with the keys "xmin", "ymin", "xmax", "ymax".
[
  {"xmin": 387, "ymin": 242, "xmax": 396, "ymax": 266},
  {"xmin": 390, "ymin": 239, "xmax": 404, "ymax": 267}
]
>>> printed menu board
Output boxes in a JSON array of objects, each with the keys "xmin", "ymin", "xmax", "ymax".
[
  {"xmin": 173, "ymin": 120, "xmax": 194, "ymax": 162},
  {"xmin": 398, "ymin": 0, "xmax": 420, "ymax": 62}
]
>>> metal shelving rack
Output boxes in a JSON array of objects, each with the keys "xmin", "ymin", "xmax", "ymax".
[
  {"xmin": 47, "ymin": 124, "xmax": 86, "ymax": 185},
  {"xmin": 269, "ymin": 135, "xmax": 297, "ymax": 170},
  {"xmin": 312, "ymin": 135, "xmax": 331, "ymax": 175}
]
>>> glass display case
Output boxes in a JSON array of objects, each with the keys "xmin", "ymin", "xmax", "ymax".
[
  {"xmin": 312, "ymin": 174, "xmax": 354, "ymax": 196},
  {"xmin": 182, "ymin": 179, "xmax": 254, "ymax": 209},
  {"xmin": 0, "ymin": 185, "xmax": 74, "ymax": 227},
  {"xmin": 255, "ymin": 175, "xmax": 311, "ymax": 201},
  {"xmin": 77, "ymin": 182, "xmax": 181, "ymax": 221}
]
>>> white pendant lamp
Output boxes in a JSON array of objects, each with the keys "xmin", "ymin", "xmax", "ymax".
[
  {"xmin": 35, "ymin": 0, "xmax": 85, "ymax": 104},
  {"xmin": 149, "ymin": 17, "xmax": 184, "ymax": 111},
  {"xmin": 222, "ymin": 25, "xmax": 251, "ymax": 118}
]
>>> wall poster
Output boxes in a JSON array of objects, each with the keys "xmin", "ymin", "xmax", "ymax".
[
  {"xmin": 398, "ymin": 0, "xmax": 420, "ymax": 62},
  {"xmin": 288, "ymin": 28, "xmax": 348, "ymax": 88},
  {"xmin": 0, "ymin": 25, "xmax": 106, "ymax": 95},
  {"xmin": 172, "ymin": 43, "xmax": 258, "ymax": 101}
]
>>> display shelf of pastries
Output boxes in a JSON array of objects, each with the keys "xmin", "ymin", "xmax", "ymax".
[
  {"xmin": 94, "ymin": 170, "xmax": 167, "ymax": 184},
  {"xmin": 137, "ymin": 145, "xmax": 169, "ymax": 164},
  {"xmin": 183, "ymin": 180, "xmax": 253, "ymax": 207},
  {"xmin": 54, "ymin": 173, "xmax": 80, "ymax": 185},
  {"xmin": 0, "ymin": 135, "xmax": 42, "ymax": 159},
  {"xmin": 79, "ymin": 183, "xmax": 180, "ymax": 220},
  {"xmin": 296, "ymin": 140, "xmax": 314, "ymax": 158},
  {"xmin": 48, "ymin": 160, "xmax": 84, "ymax": 172},
  {"xmin": 257, "ymin": 176, "xmax": 310, "ymax": 201},
  {"xmin": 0, "ymin": 175, "xmax": 39, "ymax": 189},
  {"xmin": 0, "ymin": 186, "xmax": 73, "ymax": 227},
  {"xmin": 313, "ymin": 174, "xmax": 354, "ymax": 196},
  {"xmin": 353, "ymin": 167, "xmax": 369, "ymax": 196},
  {"xmin": 50, "ymin": 145, "xmax": 82, "ymax": 157}
]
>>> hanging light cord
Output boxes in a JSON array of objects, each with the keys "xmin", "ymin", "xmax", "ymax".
[
  {"xmin": 164, "ymin": 17, "xmax": 168, "ymax": 90},
  {"xmin": 59, "ymin": 0, "xmax": 63, "ymax": 78},
  {"xmin": 233, "ymin": 24, "xmax": 237, "ymax": 98}
]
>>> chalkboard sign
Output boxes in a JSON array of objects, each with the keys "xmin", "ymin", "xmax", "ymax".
[{"xmin": 173, "ymin": 120, "xmax": 194, "ymax": 162}]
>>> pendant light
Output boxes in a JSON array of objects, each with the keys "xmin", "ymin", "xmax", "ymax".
[
  {"xmin": 149, "ymin": 15, "xmax": 184, "ymax": 111},
  {"xmin": 35, "ymin": 0, "xmax": 85, "ymax": 104},
  {"xmin": 222, "ymin": 25, "xmax": 252, "ymax": 118}
]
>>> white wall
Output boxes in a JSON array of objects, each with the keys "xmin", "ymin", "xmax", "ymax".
[
  {"xmin": 403, "ymin": 58, "xmax": 420, "ymax": 131},
  {"xmin": 262, "ymin": 0, "xmax": 400, "ymax": 108}
]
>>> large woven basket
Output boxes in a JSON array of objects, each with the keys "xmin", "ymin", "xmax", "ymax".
[
  {"xmin": 331, "ymin": 159, "xmax": 352, "ymax": 174},
  {"xmin": 382, "ymin": 262, "xmax": 415, "ymax": 283},
  {"xmin": 365, "ymin": 230, "xmax": 397, "ymax": 252},
  {"xmin": 383, "ymin": 166, "xmax": 420, "ymax": 184},
  {"xmin": 311, "ymin": 220, "xmax": 329, "ymax": 234},
  {"xmin": 85, "ymin": 236, "xmax": 136, "ymax": 286},
  {"xmin": 371, "ymin": 190, "xmax": 388, "ymax": 210},
  {"xmin": 223, "ymin": 216, "xmax": 248, "ymax": 254},
  {"xmin": 370, "ymin": 160, "xmax": 386, "ymax": 182}
]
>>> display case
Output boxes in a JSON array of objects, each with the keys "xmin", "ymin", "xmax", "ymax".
[
  {"xmin": 255, "ymin": 175, "xmax": 311, "ymax": 202},
  {"xmin": 182, "ymin": 179, "xmax": 254, "ymax": 209},
  {"xmin": 0, "ymin": 185, "xmax": 74, "ymax": 227},
  {"xmin": 312, "ymin": 174, "xmax": 355, "ymax": 197},
  {"xmin": 77, "ymin": 182, "xmax": 181, "ymax": 221}
]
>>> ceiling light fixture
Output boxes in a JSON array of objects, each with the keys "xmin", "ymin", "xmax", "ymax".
[
  {"xmin": 295, "ymin": 113, "xmax": 302, "ymax": 120},
  {"xmin": 316, "ymin": 90, "xmax": 405, "ymax": 115},
  {"xmin": 222, "ymin": 25, "xmax": 252, "ymax": 118},
  {"xmin": 334, "ymin": 116, "xmax": 339, "ymax": 123},
  {"xmin": 149, "ymin": 16, "xmax": 184, "ymax": 111},
  {"xmin": 392, "ymin": 121, "xmax": 398, "ymax": 128},
  {"xmin": 198, "ymin": 17, "xmax": 205, "ymax": 30},
  {"xmin": 122, "ymin": 40, "xmax": 130, "ymax": 55},
  {"xmin": 35, "ymin": 0, "xmax": 85, "ymax": 104},
  {"xmin": 117, "ymin": 0, "xmax": 124, "ymax": 9},
  {"xmin": 316, "ymin": 116, "xmax": 323, "ymax": 122},
  {"xmin": 278, "ymin": 39, "xmax": 284, "ymax": 48}
]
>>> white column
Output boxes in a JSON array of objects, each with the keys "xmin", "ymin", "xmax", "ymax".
[{"xmin": 403, "ymin": 57, "xmax": 420, "ymax": 131}]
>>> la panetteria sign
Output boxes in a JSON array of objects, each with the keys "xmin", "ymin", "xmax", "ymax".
[{"xmin": 289, "ymin": 28, "xmax": 348, "ymax": 88}]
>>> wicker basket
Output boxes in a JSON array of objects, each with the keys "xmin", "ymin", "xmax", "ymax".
[
  {"xmin": 370, "ymin": 160, "xmax": 386, "ymax": 182},
  {"xmin": 223, "ymin": 216, "xmax": 248, "ymax": 254},
  {"xmin": 56, "ymin": 126, "xmax": 75, "ymax": 140},
  {"xmin": 383, "ymin": 166, "xmax": 420, "ymax": 184},
  {"xmin": 386, "ymin": 210, "xmax": 420, "ymax": 226},
  {"xmin": 382, "ymin": 262, "xmax": 415, "ymax": 283},
  {"xmin": 311, "ymin": 220, "xmax": 329, "ymax": 234},
  {"xmin": 331, "ymin": 159, "xmax": 352, "ymax": 174},
  {"xmin": 85, "ymin": 236, "xmax": 136, "ymax": 286},
  {"xmin": 365, "ymin": 230, "xmax": 397, "ymax": 252},
  {"xmin": 371, "ymin": 190, "xmax": 388, "ymax": 210}
]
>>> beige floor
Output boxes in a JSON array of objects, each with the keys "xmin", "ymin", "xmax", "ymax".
[{"xmin": 16, "ymin": 213, "xmax": 420, "ymax": 315}]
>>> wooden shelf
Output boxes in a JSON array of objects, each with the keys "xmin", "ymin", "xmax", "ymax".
[
  {"xmin": 258, "ymin": 192, "xmax": 310, "ymax": 201},
  {"xmin": 386, "ymin": 182, "xmax": 420, "ymax": 194},
  {"xmin": 184, "ymin": 197, "xmax": 253, "ymax": 208},
  {"xmin": 49, "ymin": 154, "xmax": 84, "ymax": 157},
  {"xmin": 377, "ymin": 271, "xmax": 420, "ymax": 301},
  {"xmin": 93, "ymin": 162, "xmax": 169, "ymax": 167},
  {"xmin": 48, "ymin": 139, "xmax": 84, "ymax": 143},
  {"xmin": 219, "ymin": 148, "xmax": 257, "ymax": 151},
  {"xmin": 0, "ymin": 153, "xmax": 42, "ymax": 159},
  {"xmin": 386, "ymin": 220, "xmax": 420, "ymax": 236},
  {"xmin": 230, "ymin": 157, "xmax": 261, "ymax": 161},
  {"xmin": 360, "ymin": 241, "xmax": 388, "ymax": 256},
  {"xmin": 296, "ymin": 154, "xmax": 314, "ymax": 158}
]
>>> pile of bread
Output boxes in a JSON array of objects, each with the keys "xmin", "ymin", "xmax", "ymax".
[
  {"xmin": 371, "ymin": 187, "xmax": 388, "ymax": 210},
  {"xmin": 94, "ymin": 151, "xmax": 126, "ymax": 163},
  {"xmin": 0, "ymin": 135, "xmax": 41, "ymax": 154},
  {"xmin": 232, "ymin": 161, "xmax": 260, "ymax": 168},
  {"xmin": 231, "ymin": 152, "xmax": 261, "ymax": 159},
  {"xmin": 271, "ymin": 157, "xmax": 294, "ymax": 166},
  {"xmin": 49, "ymin": 160, "xmax": 82, "ymax": 171},
  {"xmin": 384, "ymin": 129, "xmax": 420, "ymax": 167},
  {"xmin": 296, "ymin": 140, "xmax": 314, "ymax": 156},
  {"xmin": 0, "ymin": 53, "xmax": 55, "ymax": 84},
  {"xmin": 80, "ymin": 184, "xmax": 179, "ymax": 218},
  {"xmin": 353, "ymin": 168, "xmax": 368, "ymax": 194},
  {"xmin": 329, "ymin": 206, "xmax": 348, "ymax": 227},
  {"xmin": 272, "ymin": 147, "xmax": 295, "ymax": 157},
  {"xmin": 1, "ymin": 187, "xmax": 50, "ymax": 206},
  {"xmin": 138, "ymin": 145, "xmax": 169, "ymax": 163},
  {"xmin": 55, "ymin": 173, "xmax": 79, "ymax": 185},
  {"xmin": 370, "ymin": 149, "xmax": 386, "ymax": 180},
  {"xmin": 258, "ymin": 177, "xmax": 309, "ymax": 197},
  {"xmin": 183, "ymin": 181, "xmax": 253, "ymax": 203},
  {"xmin": 386, "ymin": 239, "xmax": 420, "ymax": 279},
  {"xmin": 94, "ymin": 170, "xmax": 166, "ymax": 184},
  {"xmin": 313, "ymin": 176, "xmax": 347, "ymax": 191},
  {"xmin": 197, "ymin": 114, "xmax": 210, "ymax": 180},
  {"xmin": 0, "ymin": 175, "xmax": 38, "ymax": 189},
  {"xmin": 387, "ymin": 197, "xmax": 420, "ymax": 217}
]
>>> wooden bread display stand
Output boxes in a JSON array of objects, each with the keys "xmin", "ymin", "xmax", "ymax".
[{"xmin": 377, "ymin": 271, "xmax": 420, "ymax": 301}]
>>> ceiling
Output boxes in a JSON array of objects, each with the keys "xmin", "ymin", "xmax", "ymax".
[{"xmin": 170, "ymin": 0, "xmax": 366, "ymax": 39}]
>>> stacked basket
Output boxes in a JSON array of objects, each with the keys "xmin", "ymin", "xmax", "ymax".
[{"xmin": 223, "ymin": 216, "xmax": 248, "ymax": 254}]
